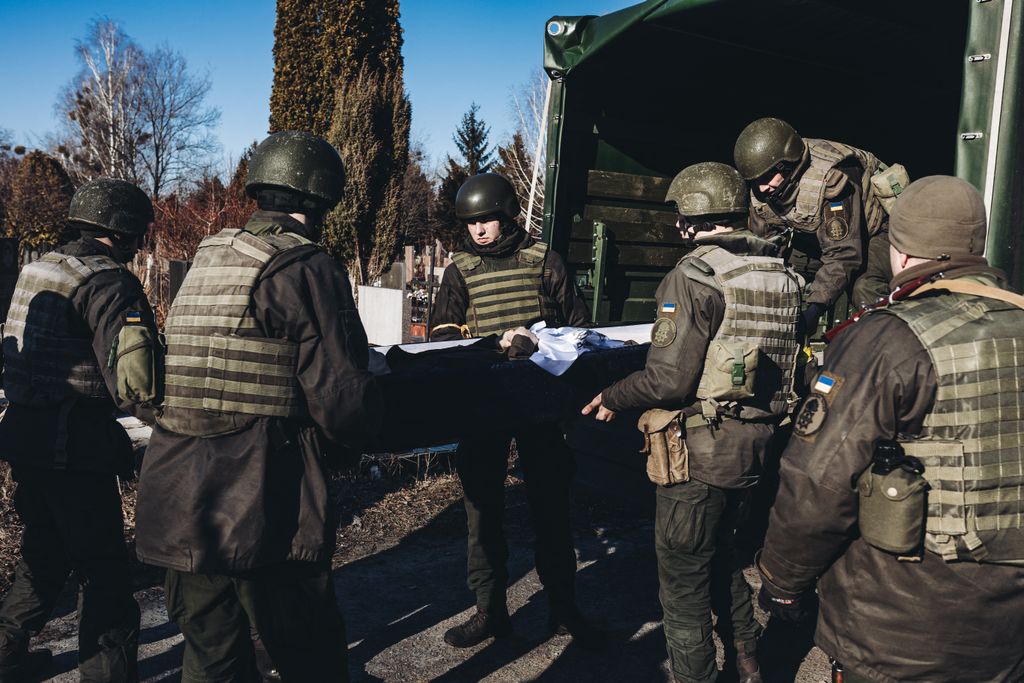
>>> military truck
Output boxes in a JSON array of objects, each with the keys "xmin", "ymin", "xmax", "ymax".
[{"xmin": 541, "ymin": 0, "xmax": 1023, "ymax": 324}]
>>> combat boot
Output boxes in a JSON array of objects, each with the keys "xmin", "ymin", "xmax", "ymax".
[
  {"xmin": 548, "ymin": 602, "xmax": 607, "ymax": 651},
  {"xmin": 0, "ymin": 648, "xmax": 52, "ymax": 683},
  {"xmin": 734, "ymin": 639, "xmax": 763, "ymax": 683},
  {"xmin": 443, "ymin": 607, "xmax": 512, "ymax": 648},
  {"xmin": 254, "ymin": 639, "xmax": 281, "ymax": 682}
]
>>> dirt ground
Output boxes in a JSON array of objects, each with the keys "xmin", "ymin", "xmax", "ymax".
[{"xmin": 22, "ymin": 452, "xmax": 829, "ymax": 683}]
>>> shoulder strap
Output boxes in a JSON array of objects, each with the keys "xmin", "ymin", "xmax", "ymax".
[
  {"xmin": 519, "ymin": 240, "xmax": 548, "ymax": 264},
  {"xmin": 451, "ymin": 250, "xmax": 482, "ymax": 273},
  {"xmin": 912, "ymin": 279, "xmax": 1024, "ymax": 310}
]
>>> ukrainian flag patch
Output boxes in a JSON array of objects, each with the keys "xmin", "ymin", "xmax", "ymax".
[
  {"xmin": 829, "ymin": 201, "xmax": 844, "ymax": 212},
  {"xmin": 126, "ymin": 311, "xmax": 142, "ymax": 324}
]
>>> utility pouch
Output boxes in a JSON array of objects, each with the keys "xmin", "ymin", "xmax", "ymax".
[
  {"xmin": 870, "ymin": 163, "xmax": 910, "ymax": 214},
  {"xmin": 114, "ymin": 322, "xmax": 162, "ymax": 405},
  {"xmin": 704, "ymin": 341, "xmax": 758, "ymax": 401},
  {"xmin": 638, "ymin": 408, "xmax": 688, "ymax": 486},
  {"xmin": 856, "ymin": 443, "xmax": 928, "ymax": 555}
]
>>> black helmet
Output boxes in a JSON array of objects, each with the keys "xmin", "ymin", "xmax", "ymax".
[
  {"xmin": 455, "ymin": 173, "xmax": 521, "ymax": 221},
  {"xmin": 245, "ymin": 131, "xmax": 345, "ymax": 210},
  {"xmin": 665, "ymin": 162, "xmax": 748, "ymax": 217},
  {"xmin": 733, "ymin": 118, "xmax": 805, "ymax": 181},
  {"xmin": 68, "ymin": 178, "xmax": 154, "ymax": 236}
]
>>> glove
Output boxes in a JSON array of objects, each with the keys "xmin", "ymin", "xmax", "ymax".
[
  {"xmin": 756, "ymin": 552, "xmax": 817, "ymax": 622},
  {"xmin": 499, "ymin": 326, "xmax": 539, "ymax": 354},
  {"xmin": 800, "ymin": 303, "xmax": 825, "ymax": 339}
]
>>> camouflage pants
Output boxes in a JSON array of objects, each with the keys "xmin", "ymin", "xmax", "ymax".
[{"xmin": 655, "ymin": 480, "xmax": 760, "ymax": 683}]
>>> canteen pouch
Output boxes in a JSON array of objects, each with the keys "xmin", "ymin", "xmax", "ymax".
[
  {"xmin": 870, "ymin": 163, "xmax": 910, "ymax": 215},
  {"xmin": 704, "ymin": 341, "xmax": 758, "ymax": 401},
  {"xmin": 856, "ymin": 464, "xmax": 928, "ymax": 555},
  {"xmin": 113, "ymin": 322, "xmax": 162, "ymax": 405},
  {"xmin": 638, "ymin": 408, "xmax": 688, "ymax": 486}
]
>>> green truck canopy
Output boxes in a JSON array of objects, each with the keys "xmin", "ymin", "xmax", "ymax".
[{"xmin": 542, "ymin": 0, "xmax": 1023, "ymax": 321}]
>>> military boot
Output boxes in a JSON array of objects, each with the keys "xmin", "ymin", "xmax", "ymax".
[
  {"xmin": 443, "ymin": 607, "xmax": 512, "ymax": 649},
  {"xmin": 254, "ymin": 639, "xmax": 281, "ymax": 683},
  {"xmin": 733, "ymin": 639, "xmax": 763, "ymax": 683},
  {"xmin": 548, "ymin": 602, "xmax": 607, "ymax": 651},
  {"xmin": 0, "ymin": 648, "xmax": 52, "ymax": 683}
]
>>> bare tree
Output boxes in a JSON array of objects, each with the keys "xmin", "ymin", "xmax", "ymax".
[
  {"xmin": 137, "ymin": 47, "xmax": 220, "ymax": 198},
  {"xmin": 54, "ymin": 20, "xmax": 220, "ymax": 197},
  {"xmin": 495, "ymin": 70, "xmax": 551, "ymax": 236},
  {"xmin": 56, "ymin": 19, "xmax": 147, "ymax": 183}
]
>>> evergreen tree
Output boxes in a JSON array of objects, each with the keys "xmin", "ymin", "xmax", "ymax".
[
  {"xmin": 6, "ymin": 151, "xmax": 75, "ymax": 252},
  {"xmin": 323, "ymin": 63, "xmax": 411, "ymax": 285},
  {"xmin": 269, "ymin": 0, "xmax": 404, "ymax": 136},
  {"xmin": 453, "ymin": 103, "xmax": 492, "ymax": 174},
  {"xmin": 431, "ymin": 157, "xmax": 469, "ymax": 252},
  {"xmin": 400, "ymin": 143, "xmax": 434, "ymax": 248},
  {"xmin": 493, "ymin": 132, "xmax": 536, "ymax": 231}
]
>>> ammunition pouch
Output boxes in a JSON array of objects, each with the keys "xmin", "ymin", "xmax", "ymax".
[
  {"xmin": 869, "ymin": 163, "xmax": 910, "ymax": 215},
  {"xmin": 114, "ymin": 323, "xmax": 163, "ymax": 406},
  {"xmin": 856, "ymin": 464, "xmax": 928, "ymax": 556},
  {"xmin": 703, "ymin": 340, "xmax": 758, "ymax": 402},
  {"xmin": 638, "ymin": 408, "xmax": 688, "ymax": 486}
]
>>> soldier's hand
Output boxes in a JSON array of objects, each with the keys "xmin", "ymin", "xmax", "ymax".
[{"xmin": 582, "ymin": 393, "xmax": 616, "ymax": 422}]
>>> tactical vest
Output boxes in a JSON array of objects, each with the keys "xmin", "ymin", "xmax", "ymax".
[
  {"xmin": 883, "ymin": 286, "xmax": 1024, "ymax": 565},
  {"xmin": 451, "ymin": 240, "xmax": 560, "ymax": 337},
  {"xmin": 158, "ymin": 228, "xmax": 312, "ymax": 437},
  {"xmin": 2, "ymin": 252, "xmax": 123, "ymax": 407},
  {"xmin": 751, "ymin": 139, "xmax": 885, "ymax": 236},
  {"xmin": 681, "ymin": 246, "xmax": 803, "ymax": 422}
]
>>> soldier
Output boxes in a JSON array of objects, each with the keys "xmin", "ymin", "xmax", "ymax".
[
  {"xmin": 134, "ymin": 131, "xmax": 382, "ymax": 682},
  {"xmin": 430, "ymin": 172, "xmax": 601, "ymax": 649},
  {"xmin": 757, "ymin": 176, "xmax": 1024, "ymax": 682},
  {"xmin": 0, "ymin": 178, "xmax": 160, "ymax": 682},
  {"xmin": 583, "ymin": 162, "xmax": 803, "ymax": 683},
  {"xmin": 733, "ymin": 117, "xmax": 894, "ymax": 331}
]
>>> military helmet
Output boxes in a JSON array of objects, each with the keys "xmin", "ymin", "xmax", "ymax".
[
  {"xmin": 733, "ymin": 117, "xmax": 805, "ymax": 181},
  {"xmin": 665, "ymin": 162, "xmax": 748, "ymax": 217},
  {"xmin": 890, "ymin": 176, "xmax": 987, "ymax": 259},
  {"xmin": 455, "ymin": 173, "xmax": 521, "ymax": 221},
  {"xmin": 68, "ymin": 178, "xmax": 154, "ymax": 236},
  {"xmin": 245, "ymin": 131, "xmax": 345, "ymax": 209}
]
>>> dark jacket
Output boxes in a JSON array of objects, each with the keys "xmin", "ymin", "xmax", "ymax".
[
  {"xmin": 750, "ymin": 162, "xmax": 866, "ymax": 308},
  {"xmin": 135, "ymin": 212, "xmax": 382, "ymax": 574},
  {"xmin": 430, "ymin": 233, "xmax": 591, "ymax": 341},
  {"xmin": 0, "ymin": 238, "xmax": 157, "ymax": 475},
  {"xmin": 760, "ymin": 266, "xmax": 1024, "ymax": 683},
  {"xmin": 602, "ymin": 232, "xmax": 778, "ymax": 490}
]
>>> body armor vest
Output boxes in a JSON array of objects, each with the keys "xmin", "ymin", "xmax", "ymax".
[
  {"xmin": 681, "ymin": 246, "xmax": 803, "ymax": 422},
  {"xmin": 451, "ymin": 240, "xmax": 560, "ymax": 337},
  {"xmin": 2, "ymin": 252, "xmax": 122, "ymax": 407},
  {"xmin": 884, "ymin": 284, "xmax": 1024, "ymax": 565},
  {"xmin": 158, "ymin": 228, "xmax": 312, "ymax": 437},
  {"xmin": 751, "ymin": 139, "xmax": 885, "ymax": 236}
]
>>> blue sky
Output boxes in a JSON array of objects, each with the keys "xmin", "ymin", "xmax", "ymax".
[{"xmin": 0, "ymin": 0, "xmax": 633, "ymax": 176}]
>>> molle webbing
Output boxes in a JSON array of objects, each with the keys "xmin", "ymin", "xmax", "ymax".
[
  {"xmin": 751, "ymin": 139, "xmax": 885, "ymax": 235},
  {"xmin": 161, "ymin": 228, "xmax": 309, "ymax": 420},
  {"xmin": 451, "ymin": 241, "xmax": 558, "ymax": 337},
  {"xmin": 2, "ymin": 253, "xmax": 122, "ymax": 406},
  {"xmin": 690, "ymin": 245, "xmax": 802, "ymax": 420},
  {"xmin": 889, "ymin": 291, "xmax": 1024, "ymax": 564}
]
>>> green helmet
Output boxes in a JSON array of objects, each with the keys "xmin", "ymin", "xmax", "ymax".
[
  {"xmin": 245, "ymin": 131, "xmax": 345, "ymax": 209},
  {"xmin": 665, "ymin": 162, "xmax": 748, "ymax": 217},
  {"xmin": 455, "ymin": 173, "xmax": 521, "ymax": 221},
  {"xmin": 68, "ymin": 178, "xmax": 153, "ymax": 236},
  {"xmin": 733, "ymin": 117, "xmax": 805, "ymax": 181}
]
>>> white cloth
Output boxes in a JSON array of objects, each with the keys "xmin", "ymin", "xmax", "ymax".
[{"xmin": 527, "ymin": 322, "xmax": 627, "ymax": 376}]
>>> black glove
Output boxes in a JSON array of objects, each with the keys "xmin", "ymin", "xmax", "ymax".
[
  {"xmin": 756, "ymin": 552, "xmax": 817, "ymax": 622},
  {"xmin": 800, "ymin": 303, "xmax": 825, "ymax": 339}
]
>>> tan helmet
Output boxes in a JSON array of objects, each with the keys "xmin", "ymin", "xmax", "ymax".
[
  {"xmin": 889, "ymin": 176, "xmax": 987, "ymax": 259},
  {"xmin": 665, "ymin": 162, "xmax": 748, "ymax": 217}
]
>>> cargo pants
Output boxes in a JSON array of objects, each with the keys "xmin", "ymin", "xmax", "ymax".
[
  {"xmin": 166, "ymin": 561, "xmax": 348, "ymax": 683},
  {"xmin": 655, "ymin": 479, "xmax": 760, "ymax": 683},
  {"xmin": 0, "ymin": 466, "xmax": 140, "ymax": 682},
  {"xmin": 454, "ymin": 424, "xmax": 577, "ymax": 617}
]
